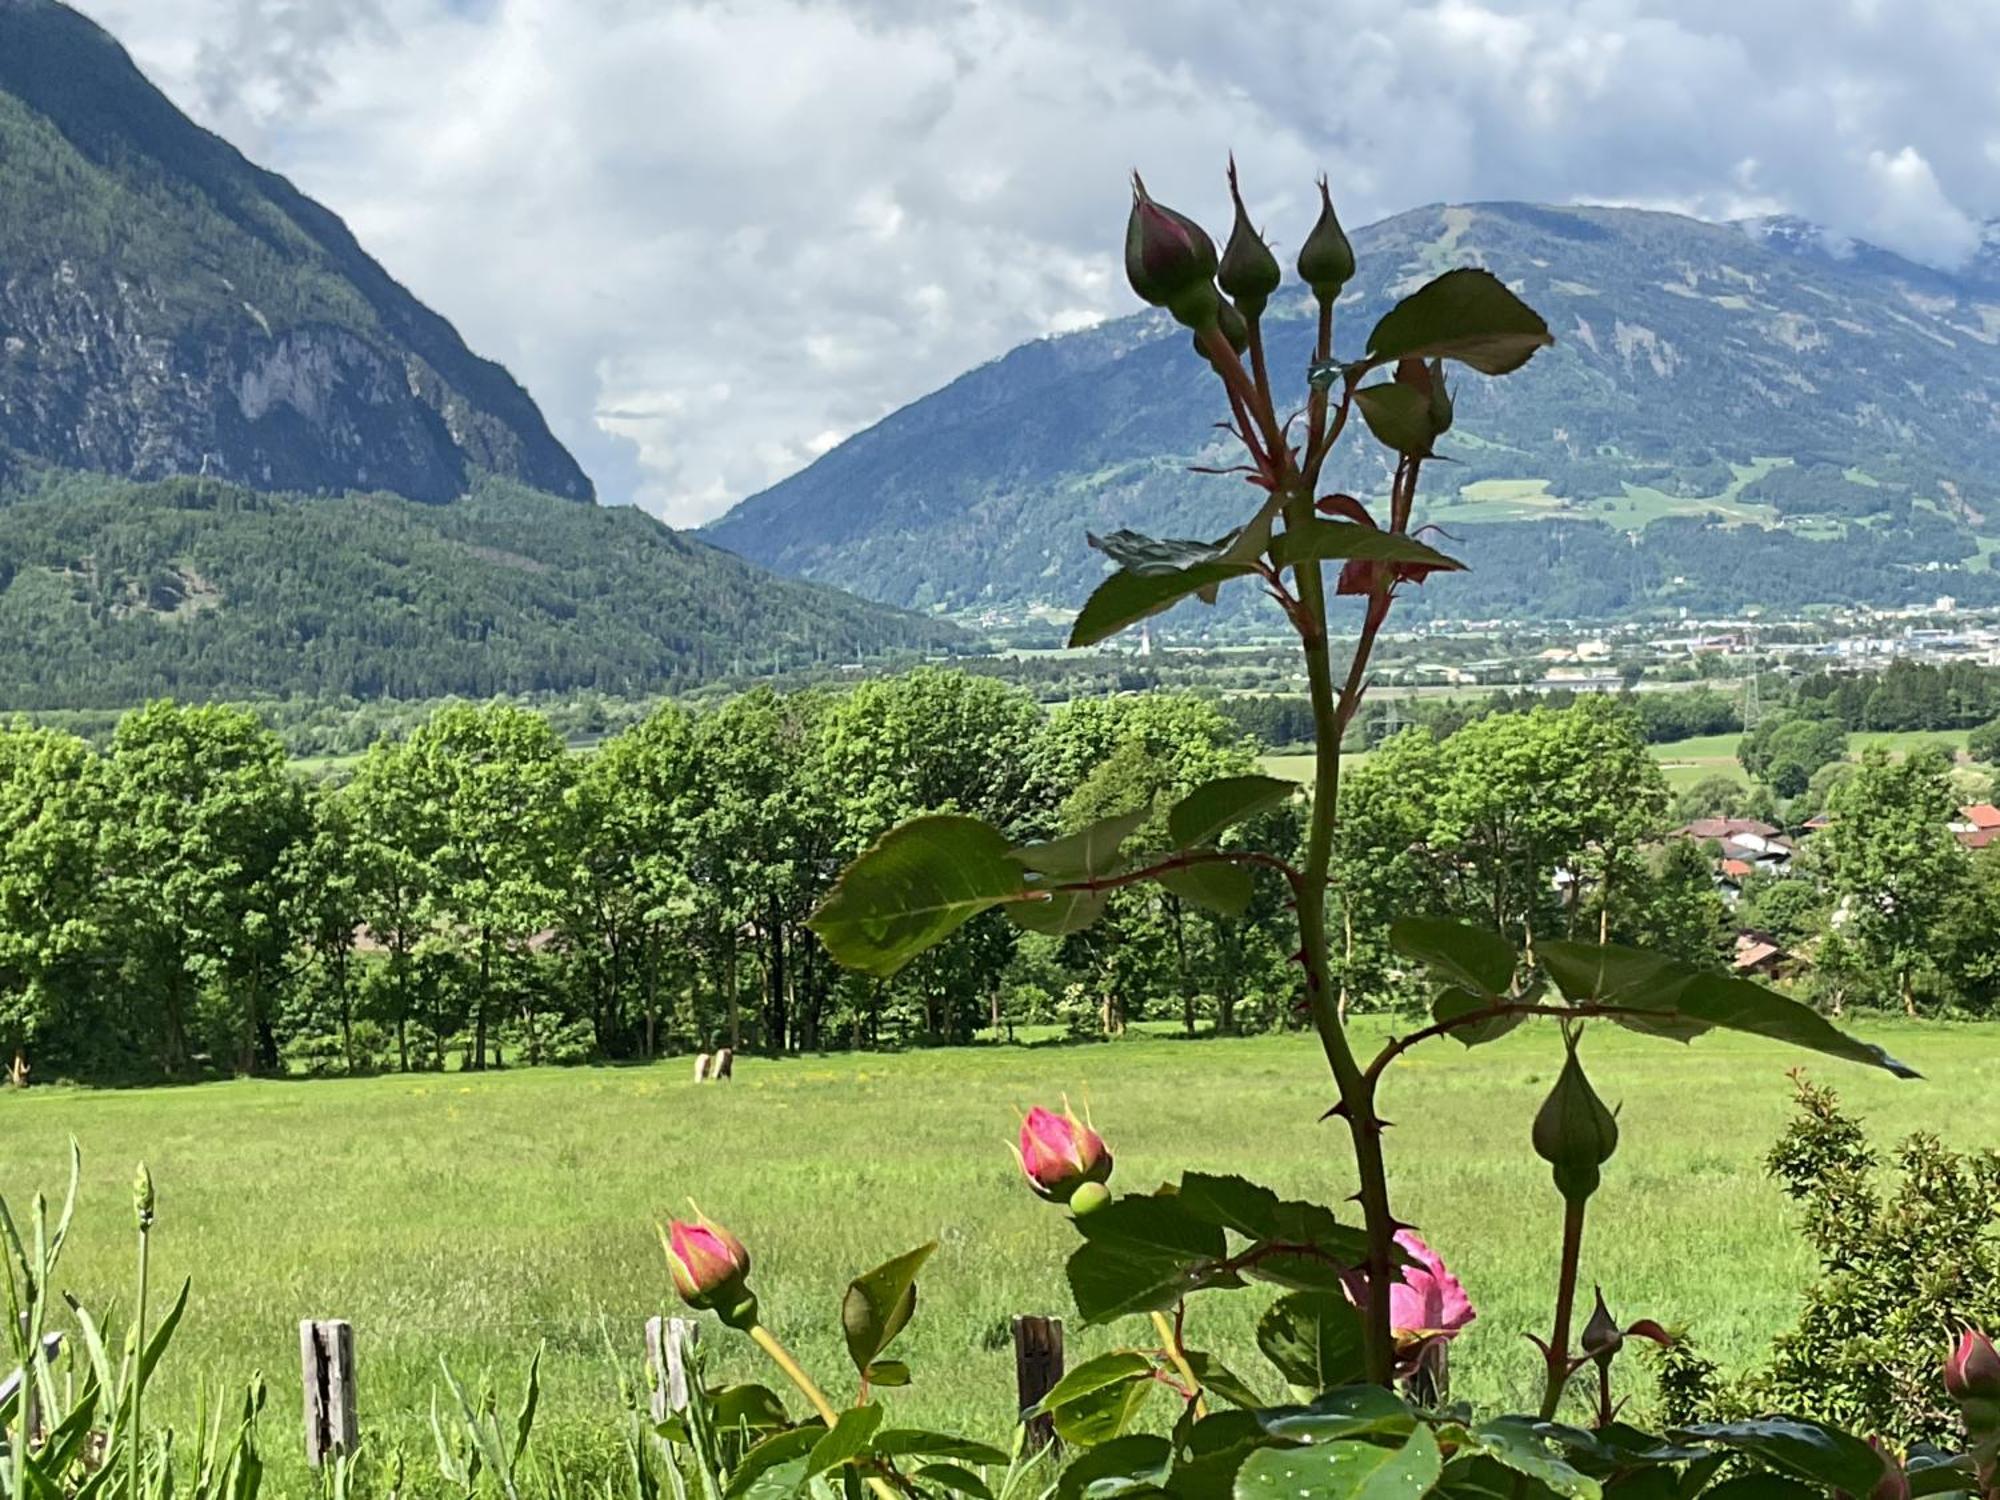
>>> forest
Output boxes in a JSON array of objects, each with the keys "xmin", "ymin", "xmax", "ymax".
[{"xmin": 3, "ymin": 663, "xmax": 1988, "ymax": 1086}]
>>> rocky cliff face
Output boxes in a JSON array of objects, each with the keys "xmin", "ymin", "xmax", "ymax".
[{"xmin": 0, "ymin": 0, "xmax": 593, "ymax": 503}]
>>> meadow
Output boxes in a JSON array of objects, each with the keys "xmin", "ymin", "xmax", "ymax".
[{"xmin": 7, "ymin": 1019, "xmax": 1993, "ymax": 1488}]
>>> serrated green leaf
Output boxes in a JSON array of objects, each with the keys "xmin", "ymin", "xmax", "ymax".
[
  {"xmin": 842, "ymin": 1242, "xmax": 936, "ymax": 1375},
  {"xmin": 1070, "ymin": 560, "xmax": 1256, "ymax": 649},
  {"xmin": 1255, "ymin": 1291, "xmax": 1368, "ymax": 1390},
  {"xmin": 1008, "ymin": 888, "xmax": 1109, "ymax": 937},
  {"xmin": 1391, "ymin": 918, "xmax": 1519, "ymax": 997},
  {"xmin": 1035, "ymin": 1351, "xmax": 1156, "ymax": 1414},
  {"xmin": 1365, "ymin": 267, "xmax": 1554, "ymax": 376},
  {"xmin": 916, "ymin": 1463, "xmax": 996, "ymax": 1499},
  {"xmin": 1066, "ymin": 1239, "xmax": 1222, "ymax": 1325},
  {"xmin": 1169, "ymin": 775, "xmax": 1298, "ymax": 849},
  {"xmin": 873, "ymin": 1430, "xmax": 1011, "ymax": 1466},
  {"xmin": 1431, "ymin": 988, "xmax": 1523, "ymax": 1047},
  {"xmin": 1056, "ymin": 1433, "xmax": 1173, "ymax": 1500},
  {"xmin": 1671, "ymin": 1419, "xmax": 1887, "ymax": 1493},
  {"xmin": 806, "ymin": 1403, "xmax": 884, "ymax": 1480},
  {"xmin": 1051, "ymin": 1369, "xmax": 1155, "ymax": 1448},
  {"xmin": 1012, "ymin": 810, "xmax": 1150, "ymax": 881},
  {"xmin": 1258, "ymin": 1386, "xmax": 1418, "ymax": 1442},
  {"xmin": 1156, "ymin": 861, "xmax": 1255, "ymax": 916},
  {"xmin": 1268, "ymin": 522, "xmax": 1463, "ymax": 574},
  {"xmin": 725, "ymin": 1426, "xmax": 822, "ymax": 1500},
  {"xmin": 1235, "ymin": 1424, "xmax": 1442, "ymax": 1500},
  {"xmin": 1077, "ymin": 1192, "xmax": 1228, "ymax": 1261},
  {"xmin": 1181, "ymin": 1350, "xmax": 1265, "ymax": 1410},
  {"xmin": 811, "ymin": 816, "xmax": 1026, "ymax": 977},
  {"xmin": 1538, "ymin": 941, "xmax": 1919, "ymax": 1076},
  {"xmin": 1089, "ymin": 529, "xmax": 1242, "ymax": 574},
  {"xmin": 1470, "ymin": 1419, "xmax": 1602, "ymax": 1500}
]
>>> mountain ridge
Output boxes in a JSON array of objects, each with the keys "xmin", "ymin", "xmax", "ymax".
[
  {"xmin": 706, "ymin": 199, "xmax": 2000, "ymax": 623},
  {"xmin": 0, "ymin": 0, "xmax": 591, "ymax": 502}
]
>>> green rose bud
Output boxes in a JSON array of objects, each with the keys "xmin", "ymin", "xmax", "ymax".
[
  {"xmin": 1532, "ymin": 1035, "xmax": 1619, "ymax": 1204},
  {"xmin": 1297, "ymin": 177, "xmax": 1356, "ymax": 303},
  {"xmin": 1219, "ymin": 158, "xmax": 1281, "ymax": 319}
]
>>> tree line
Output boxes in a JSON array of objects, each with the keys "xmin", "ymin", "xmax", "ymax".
[{"xmin": 0, "ymin": 670, "xmax": 1770, "ymax": 1083}]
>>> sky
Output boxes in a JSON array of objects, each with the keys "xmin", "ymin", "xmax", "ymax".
[{"xmin": 76, "ymin": 0, "xmax": 2000, "ymax": 526}]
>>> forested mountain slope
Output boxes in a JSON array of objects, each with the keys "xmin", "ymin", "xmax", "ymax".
[
  {"xmin": 708, "ymin": 202, "xmax": 2000, "ymax": 622},
  {"xmin": 0, "ymin": 0, "xmax": 592, "ymax": 501},
  {"xmin": 0, "ymin": 470, "xmax": 962, "ymax": 707}
]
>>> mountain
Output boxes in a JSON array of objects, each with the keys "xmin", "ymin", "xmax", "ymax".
[
  {"xmin": 0, "ymin": 468, "xmax": 962, "ymax": 709},
  {"xmin": 0, "ymin": 0, "xmax": 589, "ymax": 502},
  {"xmin": 707, "ymin": 202, "xmax": 2000, "ymax": 623},
  {"xmin": 0, "ymin": 1, "xmax": 962, "ymax": 706}
]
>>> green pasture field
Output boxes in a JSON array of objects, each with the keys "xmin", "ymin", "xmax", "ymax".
[{"xmin": 3, "ymin": 1020, "xmax": 1986, "ymax": 1489}]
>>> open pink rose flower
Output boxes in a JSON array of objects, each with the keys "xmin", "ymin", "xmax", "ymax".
[{"xmin": 1343, "ymin": 1229, "xmax": 1476, "ymax": 1377}]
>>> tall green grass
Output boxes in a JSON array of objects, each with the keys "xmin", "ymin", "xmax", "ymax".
[{"xmin": 5, "ymin": 1020, "xmax": 1989, "ymax": 1489}]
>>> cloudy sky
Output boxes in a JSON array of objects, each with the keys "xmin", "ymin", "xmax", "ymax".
[{"xmin": 77, "ymin": 0, "xmax": 2000, "ymax": 525}]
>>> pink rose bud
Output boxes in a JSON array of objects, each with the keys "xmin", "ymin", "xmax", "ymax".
[
  {"xmin": 1017, "ymin": 1104, "xmax": 1113, "ymax": 1206},
  {"xmin": 663, "ymin": 1215, "xmax": 751, "ymax": 1313},
  {"xmin": 1946, "ymin": 1329, "xmax": 2000, "ymax": 1402},
  {"xmin": 1125, "ymin": 174, "xmax": 1218, "ymax": 310},
  {"xmin": 1867, "ymin": 1437, "xmax": 1911, "ymax": 1500}
]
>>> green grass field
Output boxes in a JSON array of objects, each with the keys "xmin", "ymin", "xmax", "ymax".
[
  {"xmin": 1267, "ymin": 728, "xmax": 1983, "ymax": 795},
  {"xmin": 6, "ymin": 1021, "xmax": 1988, "ymax": 1488}
]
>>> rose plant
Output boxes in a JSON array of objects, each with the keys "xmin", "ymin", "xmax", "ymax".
[{"xmin": 659, "ymin": 163, "xmax": 1994, "ymax": 1500}]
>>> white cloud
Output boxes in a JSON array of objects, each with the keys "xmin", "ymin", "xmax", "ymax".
[{"xmin": 72, "ymin": 0, "xmax": 2000, "ymax": 525}]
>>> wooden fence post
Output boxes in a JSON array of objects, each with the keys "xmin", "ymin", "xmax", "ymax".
[
  {"xmin": 300, "ymin": 1318, "xmax": 357, "ymax": 1469},
  {"xmin": 645, "ymin": 1316, "xmax": 700, "ymax": 1421},
  {"xmin": 1011, "ymin": 1315, "xmax": 1064, "ymax": 1455}
]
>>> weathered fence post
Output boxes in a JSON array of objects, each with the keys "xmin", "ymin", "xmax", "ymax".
[
  {"xmin": 299, "ymin": 1318, "xmax": 357, "ymax": 1469},
  {"xmin": 645, "ymin": 1316, "xmax": 700, "ymax": 1421},
  {"xmin": 1011, "ymin": 1315, "xmax": 1064, "ymax": 1455}
]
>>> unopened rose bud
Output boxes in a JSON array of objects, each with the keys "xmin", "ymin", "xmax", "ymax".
[
  {"xmin": 1017, "ymin": 1104, "xmax": 1113, "ymax": 1207},
  {"xmin": 1219, "ymin": 159, "xmax": 1281, "ymax": 319},
  {"xmin": 1947, "ymin": 1329, "xmax": 2000, "ymax": 1412},
  {"xmin": 1582, "ymin": 1287, "xmax": 1623, "ymax": 1365},
  {"xmin": 1532, "ymin": 1035, "xmax": 1619, "ymax": 1204},
  {"xmin": 1426, "ymin": 358, "xmax": 1453, "ymax": 436},
  {"xmin": 663, "ymin": 1214, "xmax": 757, "ymax": 1325},
  {"xmin": 1125, "ymin": 175, "xmax": 1218, "ymax": 312},
  {"xmin": 1867, "ymin": 1437, "xmax": 1911, "ymax": 1500},
  {"xmin": 1297, "ymin": 178, "xmax": 1356, "ymax": 302}
]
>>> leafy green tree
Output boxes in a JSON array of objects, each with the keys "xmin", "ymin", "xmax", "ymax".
[
  {"xmin": 286, "ymin": 782, "xmax": 365, "ymax": 1070},
  {"xmin": 393, "ymin": 704, "xmax": 574, "ymax": 1068},
  {"xmin": 1739, "ymin": 715, "xmax": 1848, "ymax": 798},
  {"xmin": 1819, "ymin": 746, "xmax": 1964, "ymax": 1014},
  {"xmin": 346, "ymin": 735, "xmax": 445, "ymax": 1070},
  {"xmin": 104, "ymin": 701, "xmax": 305, "ymax": 1072},
  {"xmin": 1624, "ymin": 838, "xmax": 1727, "ymax": 967},
  {"xmin": 687, "ymin": 688, "xmax": 836, "ymax": 1052},
  {"xmin": 1969, "ymin": 717, "xmax": 2000, "ymax": 767},
  {"xmin": 0, "ymin": 724, "xmax": 107, "ymax": 1080},
  {"xmin": 564, "ymin": 703, "xmax": 700, "ymax": 1057}
]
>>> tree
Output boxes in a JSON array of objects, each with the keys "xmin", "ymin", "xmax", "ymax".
[
  {"xmin": 104, "ymin": 701, "xmax": 305, "ymax": 1072},
  {"xmin": 563, "ymin": 703, "xmax": 700, "ymax": 1058},
  {"xmin": 389, "ymin": 704, "xmax": 574, "ymax": 1069},
  {"xmin": 1739, "ymin": 714, "xmax": 1847, "ymax": 798},
  {"xmin": 1819, "ymin": 746, "xmax": 1964, "ymax": 1015},
  {"xmin": 1968, "ymin": 717, "xmax": 2000, "ymax": 767},
  {"xmin": 0, "ymin": 724, "xmax": 107, "ymax": 1081}
]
